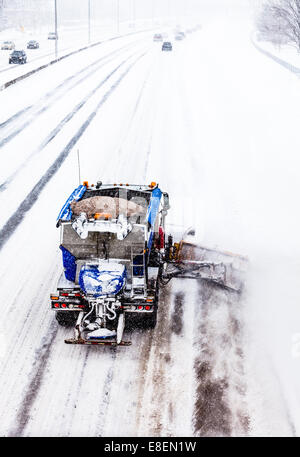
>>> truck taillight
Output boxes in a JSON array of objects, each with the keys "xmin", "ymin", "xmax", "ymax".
[{"xmin": 52, "ymin": 300, "xmax": 85, "ymax": 310}]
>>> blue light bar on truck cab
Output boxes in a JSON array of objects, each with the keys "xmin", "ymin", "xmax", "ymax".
[
  {"xmin": 146, "ymin": 187, "xmax": 162, "ymax": 250},
  {"xmin": 146, "ymin": 187, "xmax": 162, "ymax": 226}
]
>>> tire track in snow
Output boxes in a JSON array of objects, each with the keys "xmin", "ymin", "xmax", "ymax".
[
  {"xmin": 62, "ymin": 348, "xmax": 91, "ymax": 436},
  {"xmin": 0, "ymin": 49, "xmax": 149, "ymax": 251},
  {"xmin": 0, "ymin": 44, "xmax": 146, "ymax": 192},
  {"xmin": 95, "ymin": 349, "xmax": 117, "ymax": 437},
  {"xmin": 109, "ymin": 49, "xmax": 160, "ymax": 183},
  {"xmin": 0, "ymin": 105, "xmax": 31, "ymax": 129},
  {"xmin": 0, "ymin": 255, "xmax": 63, "ymax": 436},
  {"xmin": 134, "ymin": 284, "xmax": 173, "ymax": 436},
  {"xmin": 254, "ymin": 346, "xmax": 297, "ymax": 437},
  {"xmin": 140, "ymin": 52, "xmax": 162, "ymax": 182},
  {"xmin": 170, "ymin": 292, "xmax": 184, "ymax": 336},
  {"xmin": 102, "ymin": 50, "xmax": 158, "ymax": 182},
  {"xmin": 0, "ymin": 40, "xmax": 144, "ymax": 150},
  {"xmin": 148, "ymin": 285, "xmax": 173, "ymax": 436},
  {"xmin": 0, "ymin": 49, "xmax": 142, "ymax": 192},
  {"xmin": 134, "ymin": 329, "xmax": 155, "ymax": 434},
  {"xmin": 193, "ymin": 280, "xmax": 250, "ymax": 437},
  {"xmin": 8, "ymin": 318, "xmax": 58, "ymax": 437},
  {"xmin": 139, "ymin": 52, "xmax": 162, "ymax": 182},
  {"xmin": 132, "ymin": 281, "xmax": 196, "ymax": 437},
  {"xmin": 140, "ymin": 56, "xmax": 163, "ymax": 181}
]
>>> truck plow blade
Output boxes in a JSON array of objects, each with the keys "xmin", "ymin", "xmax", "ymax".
[{"xmin": 166, "ymin": 241, "xmax": 248, "ymax": 292}]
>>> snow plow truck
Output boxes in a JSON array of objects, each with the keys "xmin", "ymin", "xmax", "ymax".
[{"xmin": 50, "ymin": 181, "xmax": 247, "ymax": 346}]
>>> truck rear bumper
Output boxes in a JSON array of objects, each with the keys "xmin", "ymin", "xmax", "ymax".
[{"xmin": 64, "ymin": 338, "xmax": 131, "ymax": 346}]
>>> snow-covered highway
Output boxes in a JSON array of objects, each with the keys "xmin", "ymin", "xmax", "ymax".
[{"xmin": 1, "ymin": 2, "xmax": 300, "ymax": 437}]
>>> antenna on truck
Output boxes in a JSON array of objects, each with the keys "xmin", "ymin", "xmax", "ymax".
[{"xmin": 77, "ymin": 149, "xmax": 81, "ymax": 185}]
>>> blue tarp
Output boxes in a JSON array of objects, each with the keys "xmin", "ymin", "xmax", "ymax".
[{"xmin": 56, "ymin": 184, "xmax": 86, "ymax": 223}]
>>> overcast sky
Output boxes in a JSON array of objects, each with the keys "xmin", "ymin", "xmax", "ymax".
[{"xmin": 56, "ymin": 0, "xmax": 252, "ymax": 20}]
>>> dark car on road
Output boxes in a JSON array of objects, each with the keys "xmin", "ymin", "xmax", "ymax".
[
  {"xmin": 27, "ymin": 40, "xmax": 39, "ymax": 49},
  {"xmin": 9, "ymin": 50, "xmax": 27, "ymax": 64},
  {"xmin": 162, "ymin": 41, "xmax": 172, "ymax": 51}
]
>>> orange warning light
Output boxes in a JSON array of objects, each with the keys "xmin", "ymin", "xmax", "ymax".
[{"xmin": 94, "ymin": 213, "xmax": 112, "ymax": 220}]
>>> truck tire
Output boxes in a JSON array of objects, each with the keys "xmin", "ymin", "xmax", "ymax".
[
  {"xmin": 140, "ymin": 305, "xmax": 158, "ymax": 329},
  {"xmin": 140, "ymin": 276, "xmax": 160, "ymax": 329},
  {"xmin": 147, "ymin": 306, "xmax": 157, "ymax": 328},
  {"xmin": 55, "ymin": 311, "xmax": 78, "ymax": 327}
]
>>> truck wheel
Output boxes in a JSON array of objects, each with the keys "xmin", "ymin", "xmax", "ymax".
[
  {"xmin": 55, "ymin": 311, "xmax": 78, "ymax": 327},
  {"xmin": 148, "ymin": 306, "xmax": 157, "ymax": 328},
  {"xmin": 144, "ymin": 281, "xmax": 159, "ymax": 329},
  {"xmin": 140, "ymin": 306, "xmax": 157, "ymax": 329}
]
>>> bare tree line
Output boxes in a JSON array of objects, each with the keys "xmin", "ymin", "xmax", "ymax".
[
  {"xmin": 257, "ymin": 0, "xmax": 300, "ymax": 50},
  {"xmin": 0, "ymin": 0, "xmax": 53, "ymax": 32}
]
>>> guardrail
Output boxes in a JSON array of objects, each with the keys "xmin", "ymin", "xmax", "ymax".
[{"xmin": 251, "ymin": 32, "xmax": 300, "ymax": 77}]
